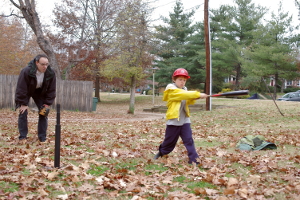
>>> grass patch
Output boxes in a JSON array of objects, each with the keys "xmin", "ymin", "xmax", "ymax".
[
  {"xmin": 22, "ymin": 168, "xmax": 31, "ymax": 175},
  {"xmin": 173, "ymin": 176, "xmax": 187, "ymax": 183},
  {"xmin": 114, "ymin": 161, "xmax": 138, "ymax": 171},
  {"xmin": 0, "ymin": 181, "xmax": 19, "ymax": 193},
  {"xmin": 224, "ymin": 173, "xmax": 235, "ymax": 178},
  {"xmin": 145, "ymin": 163, "xmax": 169, "ymax": 171},
  {"xmin": 45, "ymin": 184, "xmax": 70, "ymax": 195},
  {"xmin": 187, "ymin": 180, "xmax": 216, "ymax": 190},
  {"xmin": 230, "ymin": 162, "xmax": 252, "ymax": 176},
  {"xmin": 144, "ymin": 163, "xmax": 169, "ymax": 175},
  {"xmin": 87, "ymin": 165, "xmax": 110, "ymax": 176},
  {"xmin": 195, "ymin": 140, "xmax": 223, "ymax": 148},
  {"xmin": 98, "ymin": 93, "xmax": 150, "ymax": 104}
]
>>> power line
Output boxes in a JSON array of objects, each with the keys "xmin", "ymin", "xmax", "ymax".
[
  {"xmin": 150, "ymin": 1, "xmax": 205, "ymax": 23},
  {"xmin": 186, "ymin": 3, "xmax": 204, "ymax": 11},
  {"xmin": 151, "ymin": 0, "xmax": 177, "ymax": 10}
]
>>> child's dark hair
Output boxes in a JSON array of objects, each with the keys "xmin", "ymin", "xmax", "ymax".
[{"xmin": 172, "ymin": 75, "xmax": 188, "ymax": 82}]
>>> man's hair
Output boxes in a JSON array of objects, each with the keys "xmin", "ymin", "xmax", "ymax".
[{"xmin": 34, "ymin": 54, "xmax": 49, "ymax": 62}]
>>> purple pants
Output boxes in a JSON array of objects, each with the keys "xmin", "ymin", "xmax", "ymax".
[{"xmin": 159, "ymin": 123, "xmax": 199, "ymax": 164}]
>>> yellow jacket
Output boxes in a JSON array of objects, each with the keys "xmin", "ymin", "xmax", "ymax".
[{"xmin": 163, "ymin": 84, "xmax": 200, "ymax": 120}]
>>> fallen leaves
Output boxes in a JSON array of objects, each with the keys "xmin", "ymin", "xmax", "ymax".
[{"xmin": 1, "ymin": 98, "xmax": 300, "ymax": 199}]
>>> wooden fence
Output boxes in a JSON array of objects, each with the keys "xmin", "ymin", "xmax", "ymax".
[{"xmin": 0, "ymin": 75, "xmax": 94, "ymax": 112}]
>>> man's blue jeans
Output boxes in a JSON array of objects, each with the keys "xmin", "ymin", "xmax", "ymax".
[{"xmin": 18, "ymin": 89, "xmax": 48, "ymax": 142}]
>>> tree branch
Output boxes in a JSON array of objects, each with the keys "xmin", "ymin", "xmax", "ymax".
[
  {"xmin": 0, "ymin": 12, "xmax": 24, "ymax": 18},
  {"xmin": 9, "ymin": 0, "xmax": 20, "ymax": 9}
]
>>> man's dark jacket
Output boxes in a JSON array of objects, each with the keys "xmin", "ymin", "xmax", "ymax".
[{"xmin": 15, "ymin": 58, "xmax": 56, "ymax": 108}]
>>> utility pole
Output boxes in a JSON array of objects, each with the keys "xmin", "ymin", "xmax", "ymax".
[
  {"xmin": 204, "ymin": 0, "xmax": 212, "ymax": 111},
  {"xmin": 152, "ymin": 67, "xmax": 158, "ymax": 105}
]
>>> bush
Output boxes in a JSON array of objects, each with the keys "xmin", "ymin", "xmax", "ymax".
[
  {"xmin": 266, "ymin": 86, "xmax": 274, "ymax": 93},
  {"xmin": 221, "ymin": 88, "xmax": 232, "ymax": 93},
  {"xmin": 238, "ymin": 94, "xmax": 251, "ymax": 99},
  {"xmin": 283, "ymin": 87, "xmax": 300, "ymax": 93},
  {"xmin": 212, "ymin": 84, "xmax": 223, "ymax": 93},
  {"xmin": 223, "ymin": 82, "xmax": 235, "ymax": 91}
]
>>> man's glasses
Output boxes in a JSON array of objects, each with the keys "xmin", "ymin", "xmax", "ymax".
[{"xmin": 38, "ymin": 62, "xmax": 49, "ymax": 67}]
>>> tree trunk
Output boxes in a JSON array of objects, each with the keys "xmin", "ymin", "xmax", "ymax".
[
  {"xmin": 10, "ymin": 0, "xmax": 61, "ymax": 78},
  {"xmin": 235, "ymin": 63, "xmax": 241, "ymax": 90},
  {"xmin": 280, "ymin": 79, "xmax": 285, "ymax": 93},
  {"xmin": 273, "ymin": 73, "xmax": 279, "ymax": 99},
  {"xmin": 128, "ymin": 75, "xmax": 136, "ymax": 114},
  {"xmin": 95, "ymin": 74, "xmax": 100, "ymax": 102}
]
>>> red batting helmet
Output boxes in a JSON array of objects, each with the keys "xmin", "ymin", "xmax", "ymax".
[{"xmin": 172, "ymin": 68, "xmax": 190, "ymax": 79}]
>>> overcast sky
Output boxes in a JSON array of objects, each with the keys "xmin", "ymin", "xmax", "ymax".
[
  {"xmin": 150, "ymin": 0, "xmax": 299, "ymax": 26},
  {"xmin": 1, "ymin": 0, "xmax": 299, "ymax": 27}
]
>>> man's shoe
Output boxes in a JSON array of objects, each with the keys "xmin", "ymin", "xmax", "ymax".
[
  {"xmin": 39, "ymin": 139, "xmax": 47, "ymax": 144},
  {"xmin": 154, "ymin": 152, "xmax": 162, "ymax": 159},
  {"xmin": 18, "ymin": 138, "xmax": 27, "ymax": 145}
]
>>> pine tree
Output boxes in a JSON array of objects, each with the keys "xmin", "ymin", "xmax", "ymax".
[
  {"xmin": 242, "ymin": 2, "xmax": 299, "ymax": 97},
  {"xmin": 153, "ymin": 0, "xmax": 205, "ymax": 89},
  {"xmin": 210, "ymin": 0, "xmax": 266, "ymax": 91}
]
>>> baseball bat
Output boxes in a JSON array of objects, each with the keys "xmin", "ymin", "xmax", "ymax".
[{"xmin": 208, "ymin": 90, "xmax": 249, "ymax": 97}]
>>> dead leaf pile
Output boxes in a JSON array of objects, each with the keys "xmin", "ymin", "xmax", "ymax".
[{"xmin": 1, "ymin": 97, "xmax": 300, "ymax": 199}]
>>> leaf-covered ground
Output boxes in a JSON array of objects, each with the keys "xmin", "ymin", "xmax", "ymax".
[{"xmin": 1, "ymin": 93, "xmax": 300, "ymax": 199}]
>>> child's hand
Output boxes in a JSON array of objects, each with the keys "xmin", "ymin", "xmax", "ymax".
[
  {"xmin": 195, "ymin": 93, "xmax": 208, "ymax": 99},
  {"xmin": 199, "ymin": 93, "xmax": 208, "ymax": 99}
]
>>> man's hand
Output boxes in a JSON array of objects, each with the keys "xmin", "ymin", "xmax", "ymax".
[
  {"xmin": 19, "ymin": 105, "xmax": 28, "ymax": 114},
  {"xmin": 39, "ymin": 105, "xmax": 50, "ymax": 116}
]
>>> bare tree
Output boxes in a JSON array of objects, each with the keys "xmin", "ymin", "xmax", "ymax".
[
  {"xmin": 8, "ymin": 0, "xmax": 61, "ymax": 78},
  {"xmin": 53, "ymin": 0, "xmax": 126, "ymax": 100},
  {"xmin": 0, "ymin": 17, "xmax": 40, "ymax": 74},
  {"xmin": 103, "ymin": 0, "xmax": 155, "ymax": 114}
]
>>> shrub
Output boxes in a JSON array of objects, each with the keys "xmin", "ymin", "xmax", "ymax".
[
  {"xmin": 238, "ymin": 94, "xmax": 250, "ymax": 99},
  {"xmin": 283, "ymin": 87, "xmax": 300, "ymax": 93},
  {"xmin": 223, "ymin": 82, "xmax": 235, "ymax": 90},
  {"xmin": 221, "ymin": 88, "xmax": 232, "ymax": 93}
]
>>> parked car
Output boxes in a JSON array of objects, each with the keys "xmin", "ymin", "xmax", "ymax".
[{"xmin": 277, "ymin": 92, "xmax": 300, "ymax": 101}]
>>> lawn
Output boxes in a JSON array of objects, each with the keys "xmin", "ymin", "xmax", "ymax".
[{"xmin": 0, "ymin": 93, "xmax": 300, "ymax": 199}]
